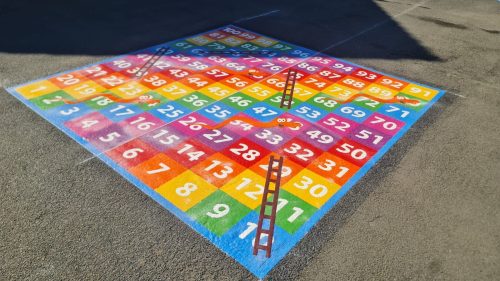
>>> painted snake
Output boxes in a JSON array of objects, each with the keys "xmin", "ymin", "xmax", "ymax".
[
  {"xmin": 323, "ymin": 94, "xmax": 421, "ymax": 105},
  {"xmin": 196, "ymin": 116, "xmax": 303, "ymax": 130},
  {"xmin": 56, "ymin": 93, "xmax": 161, "ymax": 105}
]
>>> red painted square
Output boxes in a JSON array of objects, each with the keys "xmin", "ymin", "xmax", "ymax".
[
  {"xmin": 164, "ymin": 138, "xmax": 216, "ymax": 168},
  {"xmin": 278, "ymin": 138, "xmax": 323, "ymax": 167},
  {"xmin": 249, "ymin": 155, "xmax": 304, "ymax": 185},
  {"xmin": 351, "ymin": 68, "xmax": 382, "ymax": 82},
  {"xmin": 219, "ymin": 75, "xmax": 254, "ymax": 90},
  {"xmin": 106, "ymin": 139, "xmax": 158, "ymax": 169},
  {"xmin": 375, "ymin": 76, "xmax": 409, "ymax": 91},
  {"xmin": 315, "ymin": 68, "xmax": 345, "ymax": 83},
  {"xmin": 178, "ymin": 74, "xmax": 215, "ymax": 90},
  {"xmin": 202, "ymin": 67, "xmax": 234, "ymax": 81},
  {"xmin": 220, "ymin": 138, "xmax": 271, "ymax": 167},
  {"xmin": 328, "ymin": 138, "xmax": 376, "ymax": 167},
  {"xmin": 49, "ymin": 72, "xmax": 88, "ymax": 88},
  {"xmin": 307, "ymin": 152, "xmax": 359, "ymax": 185},
  {"xmin": 138, "ymin": 73, "xmax": 174, "ymax": 89},
  {"xmin": 78, "ymin": 64, "xmax": 114, "ymax": 80},
  {"xmin": 338, "ymin": 76, "xmax": 369, "ymax": 90},
  {"xmin": 299, "ymin": 74, "xmax": 331, "ymax": 91},
  {"xmin": 94, "ymin": 72, "xmax": 130, "ymax": 89},
  {"xmin": 160, "ymin": 68, "xmax": 194, "ymax": 81}
]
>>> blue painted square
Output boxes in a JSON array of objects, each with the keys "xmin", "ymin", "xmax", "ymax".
[
  {"xmin": 44, "ymin": 103, "xmax": 93, "ymax": 124},
  {"xmin": 218, "ymin": 211, "xmax": 292, "ymax": 277},
  {"xmin": 243, "ymin": 102, "xmax": 284, "ymax": 122},
  {"xmin": 333, "ymin": 104, "xmax": 372, "ymax": 123},
  {"xmin": 198, "ymin": 101, "xmax": 239, "ymax": 122},
  {"xmin": 377, "ymin": 103, "xmax": 419, "ymax": 122},
  {"xmin": 100, "ymin": 104, "xmax": 143, "ymax": 122},
  {"xmin": 291, "ymin": 103, "xmax": 328, "ymax": 123},
  {"xmin": 149, "ymin": 101, "xmax": 190, "ymax": 123}
]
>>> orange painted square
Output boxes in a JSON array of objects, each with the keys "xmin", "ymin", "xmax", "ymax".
[
  {"xmin": 249, "ymin": 154, "xmax": 304, "ymax": 185},
  {"xmin": 307, "ymin": 152, "xmax": 359, "ymax": 185},
  {"xmin": 191, "ymin": 153, "xmax": 246, "ymax": 188},
  {"xmin": 129, "ymin": 153, "xmax": 185, "ymax": 189}
]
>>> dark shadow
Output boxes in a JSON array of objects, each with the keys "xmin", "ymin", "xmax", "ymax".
[{"xmin": 0, "ymin": 0, "xmax": 439, "ymax": 60}]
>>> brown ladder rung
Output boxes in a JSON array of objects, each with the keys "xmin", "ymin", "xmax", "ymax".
[
  {"xmin": 253, "ymin": 155, "xmax": 284, "ymax": 258},
  {"xmin": 135, "ymin": 47, "xmax": 169, "ymax": 78}
]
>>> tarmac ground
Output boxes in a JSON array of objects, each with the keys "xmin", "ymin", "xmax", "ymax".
[{"xmin": 0, "ymin": 0, "xmax": 499, "ymax": 280}]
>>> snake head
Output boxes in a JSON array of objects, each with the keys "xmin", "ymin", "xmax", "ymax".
[
  {"xmin": 137, "ymin": 95, "xmax": 160, "ymax": 105},
  {"xmin": 395, "ymin": 96, "xmax": 420, "ymax": 106},
  {"xmin": 276, "ymin": 117, "xmax": 287, "ymax": 127}
]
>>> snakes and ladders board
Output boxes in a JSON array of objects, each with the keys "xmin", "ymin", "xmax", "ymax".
[{"xmin": 7, "ymin": 25, "xmax": 445, "ymax": 278}]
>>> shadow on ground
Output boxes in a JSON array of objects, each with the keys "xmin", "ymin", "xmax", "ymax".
[{"xmin": 0, "ymin": 0, "xmax": 438, "ymax": 60}]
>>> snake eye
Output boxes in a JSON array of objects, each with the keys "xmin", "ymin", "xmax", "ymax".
[{"xmin": 277, "ymin": 118, "xmax": 285, "ymax": 123}]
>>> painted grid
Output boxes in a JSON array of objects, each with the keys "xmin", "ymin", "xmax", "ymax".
[{"xmin": 6, "ymin": 25, "xmax": 445, "ymax": 278}]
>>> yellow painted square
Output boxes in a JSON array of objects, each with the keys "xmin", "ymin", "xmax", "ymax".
[
  {"xmin": 322, "ymin": 83, "xmax": 359, "ymax": 101},
  {"xmin": 241, "ymin": 83, "xmax": 278, "ymax": 100},
  {"xmin": 16, "ymin": 80, "xmax": 60, "ymax": 99},
  {"xmin": 156, "ymin": 82, "xmax": 194, "ymax": 100},
  {"xmin": 156, "ymin": 170, "xmax": 217, "ymax": 211},
  {"xmin": 401, "ymin": 84, "xmax": 439, "ymax": 101},
  {"xmin": 110, "ymin": 81, "xmax": 151, "ymax": 98},
  {"xmin": 282, "ymin": 168, "xmax": 341, "ymax": 208},
  {"xmin": 186, "ymin": 35, "xmax": 214, "ymax": 46},
  {"xmin": 65, "ymin": 80, "xmax": 107, "ymax": 100},
  {"xmin": 292, "ymin": 83, "xmax": 320, "ymax": 101},
  {"xmin": 363, "ymin": 84, "xmax": 398, "ymax": 99},
  {"xmin": 220, "ymin": 36, "xmax": 245, "ymax": 47},
  {"xmin": 198, "ymin": 82, "xmax": 236, "ymax": 100},
  {"xmin": 221, "ymin": 170, "xmax": 267, "ymax": 209},
  {"xmin": 251, "ymin": 37, "xmax": 278, "ymax": 47}
]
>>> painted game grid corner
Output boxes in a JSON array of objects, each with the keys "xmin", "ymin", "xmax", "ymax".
[{"xmin": 6, "ymin": 24, "xmax": 445, "ymax": 278}]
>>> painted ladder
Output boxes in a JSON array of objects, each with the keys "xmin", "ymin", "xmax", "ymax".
[
  {"xmin": 253, "ymin": 155, "xmax": 284, "ymax": 258},
  {"xmin": 135, "ymin": 47, "xmax": 170, "ymax": 78},
  {"xmin": 279, "ymin": 69, "xmax": 298, "ymax": 109}
]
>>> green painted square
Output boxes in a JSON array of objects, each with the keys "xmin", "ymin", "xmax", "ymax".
[
  {"xmin": 83, "ymin": 91, "xmax": 117, "ymax": 110},
  {"xmin": 221, "ymin": 92, "xmax": 259, "ymax": 111},
  {"xmin": 30, "ymin": 90, "xmax": 73, "ymax": 110},
  {"xmin": 264, "ymin": 93, "xmax": 302, "ymax": 110},
  {"xmin": 271, "ymin": 42, "xmax": 293, "ymax": 52},
  {"xmin": 205, "ymin": 42, "xmax": 231, "ymax": 52},
  {"xmin": 305, "ymin": 93, "xmax": 341, "ymax": 112},
  {"xmin": 175, "ymin": 91, "xmax": 215, "ymax": 110},
  {"xmin": 238, "ymin": 42, "xmax": 261, "ymax": 52},
  {"xmin": 186, "ymin": 190, "xmax": 251, "ymax": 236},
  {"xmin": 351, "ymin": 96, "xmax": 383, "ymax": 111},
  {"xmin": 397, "ymin": 93, "xmax": 427, "ymax": 111},
  {"xmin": 135, "ymin": 91, "xmax": 169, "ymax": 111},
  {"xmin": 256, "ymin": 190, "xmax": 317, "ymax": 234},
  {"xmin": 170, "ymin": 40, "xmax": 196, "ymax": 51}
]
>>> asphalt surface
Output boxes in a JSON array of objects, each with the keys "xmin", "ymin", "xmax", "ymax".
[{"xmin": 1, "ymin": 0, "xmax": 499, "ymax": 280}]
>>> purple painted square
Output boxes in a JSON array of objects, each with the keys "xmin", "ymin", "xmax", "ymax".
[
  {"xmin": 318, "ymin": 113, "xmax": 359, "ymax": 137},
  {"xmin": 169, "ymin": 112, "xmax": 216, "ymax": 137},
  {"xmin": 363, "ymin": 113, "xmax": 405, "ymax": 136},
  {"xmin": 118, "ymin": 112, "xmax": 167, "ymax": 137},
  {"xmin": 347, "ymin": 124, "xmax": 391, "ymax": 150},
  {"xmin": 64, "ymin": 112, "xmax": 113, "ymax": 138},
  {"xmin": 87, "ymin": 124, "xmax": 132, "ymax": 151},
  {"xmin": 139, "ymin": 126, "xmax": 187, "ymax": 152},
  {"xmin": 297, "ymin": 124, "xmax": 341, "ymax": 151}
]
